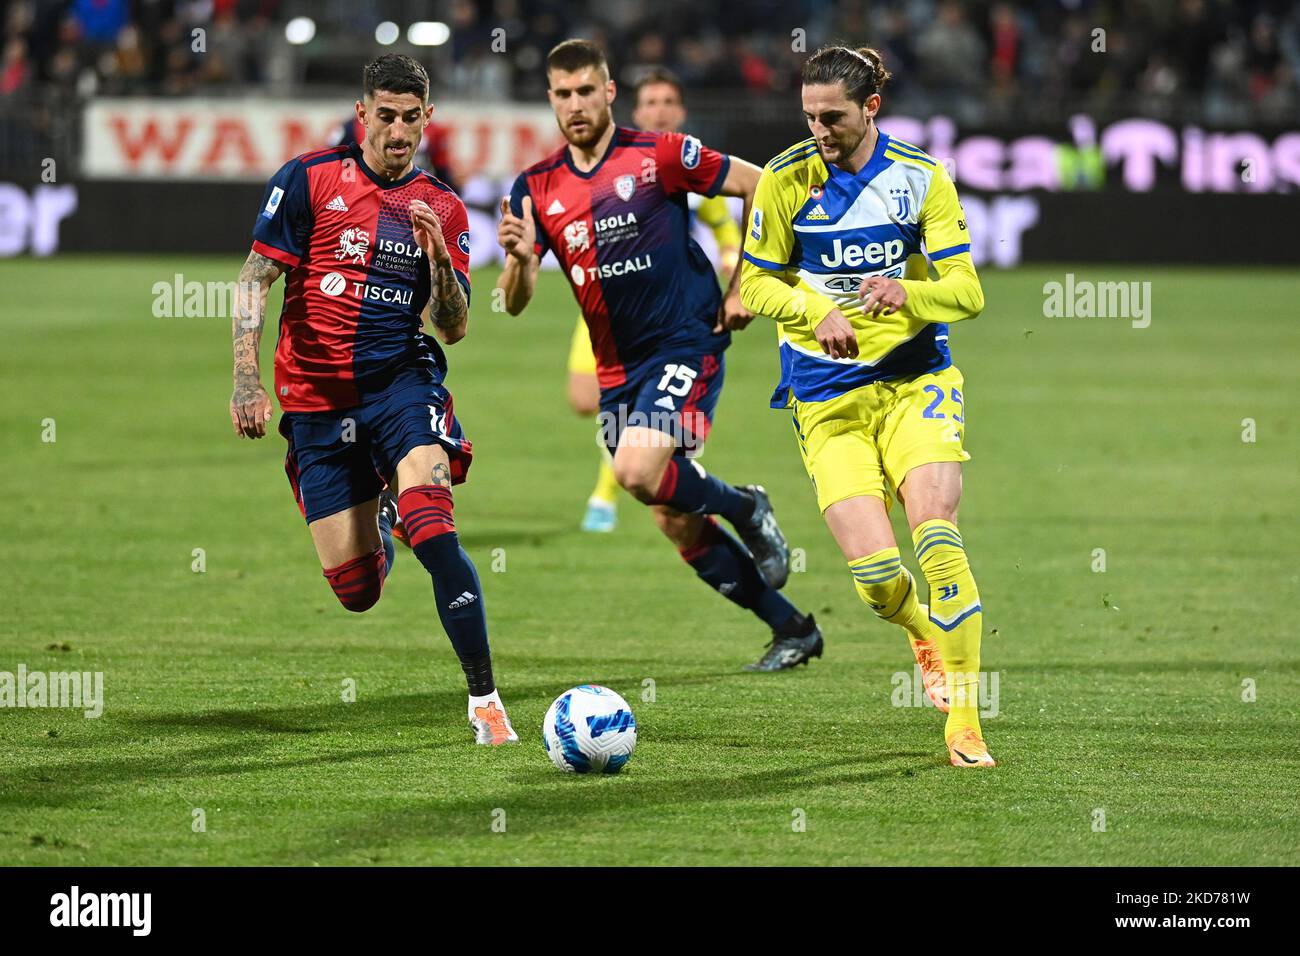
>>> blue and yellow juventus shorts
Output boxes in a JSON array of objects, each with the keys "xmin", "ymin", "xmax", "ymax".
[{"xmin": 791, "ymin": 365, "xmax": 970, "ymax": 513}]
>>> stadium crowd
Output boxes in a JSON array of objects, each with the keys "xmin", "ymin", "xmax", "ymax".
[{"xmin": 2, "ymin": 0, "xmax": 1297, "ymax": 122}]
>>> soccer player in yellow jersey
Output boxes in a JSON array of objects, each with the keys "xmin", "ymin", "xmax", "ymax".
[
  {"xmin": 568, "ymin": 67, "xmax": 744, "ymax": 533},
  {"xmin": 740, "ymin": 46, "xmax": 995, "ymax": 767}
]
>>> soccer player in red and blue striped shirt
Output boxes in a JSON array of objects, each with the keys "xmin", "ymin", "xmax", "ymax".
[
  {"xmin": 229, "ymin": 54, "xmax": 518, "ymax": 745},
  {"xmin": 497, "ymin": 40, "xmax": 825, "ymax": 671}
]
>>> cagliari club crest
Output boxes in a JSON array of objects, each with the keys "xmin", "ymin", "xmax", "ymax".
[
  {"xmin": 614, "ymin": 174, "xmax": 636, "ymax": 202},
  {"xmin": 335, "ymin": 226, "xmax": 370, "ymax": 264},
  {"xmin": 564, "ymin": 220, "xmax": 590, "ymax": 253}
]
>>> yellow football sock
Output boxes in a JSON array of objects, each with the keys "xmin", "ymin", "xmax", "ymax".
[
  {"xmin": 848, "ymin": 547, "xmax": 926, "ymax": 644},
  {"xmin": 913, "ymin": 519, "xmax": 983, "ymax": 741},
  {"xmin": 591, "ymin": 458, "xmax": 619, "ymax": 506}
]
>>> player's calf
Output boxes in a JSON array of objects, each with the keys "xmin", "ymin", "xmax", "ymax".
[
  {"xmin": 397, "ymin": 485, "xmax": 487, "ymax": 644},
  {"xmin": 397, "ymin": 482, "xmax": 517, "ymax": 744},
  {"xmin": 848, "ymin": 547, "xmax": 949, "ymax": 711},
  {"xmin": 910, "ymin": 518, "xmax": 987, "ymax": 750},
  {"xmin": 308, "ymin": 498, "xmax": 392, "ymax": 611},
  {"xmin": 628, "ymin": 450, "xmax": 788, "ymax": 588},
  {"xmin": 322, "ymin": 546, "xmax": 387, "ymax": 612},
  {"xmin": 668, "ymin": 512, "xmax": 819, "ymax": 670}
]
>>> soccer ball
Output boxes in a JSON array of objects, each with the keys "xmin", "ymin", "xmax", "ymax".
[{"xmin": 542, "ymin": 684, "xmax": 637, "ymax": 774}]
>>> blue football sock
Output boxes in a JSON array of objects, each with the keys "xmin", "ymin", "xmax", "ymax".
[
  {"xmin": 412, "ymin": 531, "xmax": 490, "ymax": 663},
  {"xmin": 680, "ymin": 519, "xmax": 797, "ymax": 629},
  {"xmin": 655, "ymin": 458, "xmax": 755, "ymax": 523}
]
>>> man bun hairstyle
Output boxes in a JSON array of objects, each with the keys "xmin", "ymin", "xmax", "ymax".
[
  {"xmin": 801, "ymin": 45, "xmax": 891, "ymax": 105},
  {"xmin": 363, "ymin": 53, "xmax": 429, "ymax": 102},
  {"xmin": 547, "ymin": 38, "xmax": 609, "ymax": 79}
]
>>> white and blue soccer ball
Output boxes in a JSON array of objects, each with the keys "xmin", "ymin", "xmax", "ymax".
[{"xmin": 542, "ymin": 684, "xmax": 637, "ymax": 774}]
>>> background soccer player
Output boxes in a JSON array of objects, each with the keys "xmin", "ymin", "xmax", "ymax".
[
  {"xmin": 565, "ymin": 67, "xmax": 744, "ymax": 535},
  {"xmin": 496, "ymin": 39, "xmax": 824, "ymax": 671},
  {"xmin": 740, "ymin": 46, "xmax": 994, "ymax": 765},
  {"xmin": 229, "ymin": 54, "xmax": 518, "ymax": 745}
]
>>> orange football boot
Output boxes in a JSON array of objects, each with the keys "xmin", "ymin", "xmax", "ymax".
[
  {"xmin": 947, "ymin": 728, "xmax": 996, "ymax": 768},
  {"xmin": 910, "ymin": 605, "xmax": 950, "ymax": 714},
  {"xmin": 470, "ymin": 700, "xmax": 519, "ymax": 746}
]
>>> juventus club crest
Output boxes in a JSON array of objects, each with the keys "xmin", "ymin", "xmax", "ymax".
[
  {"xmin": 614, "ymin": 174, "xmax": 636, "ymax": 202},
  {"xmin": 889, "ymin": 187, "xmax": 912, "ymax": 222}
]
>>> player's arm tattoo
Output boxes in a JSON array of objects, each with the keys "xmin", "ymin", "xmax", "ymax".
[
  {"xmin": 429, "ymin": 254, "xmax": 468, "ymax": 332},
  {"xmin": 232, "ymin": 250, "xmax": 281, "ymax": 398},
  {"xmin": 430, "ymin": 462, "xmax": 452, "ymax": 487}
]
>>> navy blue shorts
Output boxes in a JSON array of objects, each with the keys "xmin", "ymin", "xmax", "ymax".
[
  {"xmin": 598, "ymin": 349, "xmax": 725, "ymax": 459},
  {"xmin": 280, "ymin": 365, "xmax": 472, "ymax": 523}
]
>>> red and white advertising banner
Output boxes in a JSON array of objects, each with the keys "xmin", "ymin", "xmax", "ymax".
[{"xmin": 82, "ymin": 98, "xmax": 565, "ymax": 181}]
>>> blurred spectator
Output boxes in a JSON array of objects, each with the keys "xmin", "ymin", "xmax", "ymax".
[
  {"xmin": 988, "ymin": 3, "xmax": 1024, "ymax": 89},
  {"xmin": 917, "ymin": 1, "xmax": 987, "ymax": 93},
  {"xmin": 2, "ymin": 36, "xmax": 31, "ymax": 97},
  {"xmin": 1245, "ymin": 14, "xmax": 1284, "ymax": 102},
  {"xmin": 0, "ymin": 0, "xmax": 1297, "ymax": 128}
]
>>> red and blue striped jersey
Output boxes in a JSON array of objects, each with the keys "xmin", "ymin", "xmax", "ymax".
[
  {"xmin": 251, "ymin": 142, "xmax": 471, "ymax": 412},
  {"xmin": 510, "ymin": 127, "xmax": 731, "ymax": 390}
]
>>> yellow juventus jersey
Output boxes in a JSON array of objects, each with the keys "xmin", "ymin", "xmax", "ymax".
[{"xmin": 740, "ymin": 131, "xmax": 984, "ymax": 408}]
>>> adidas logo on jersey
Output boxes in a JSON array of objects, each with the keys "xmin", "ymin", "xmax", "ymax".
[
  {"xmin": 448, "ymin": 591, "xmax": 478, "ymax": 610},
  {"xmin": 546, "ymin": 199, "xmax": 565, "ymax": 215},
  {"xmin": 806, "ymin": 203, "xmax": 829, "ymax": 221},
  {"xmin": 326, "ymin": 195, "xmax": 349, "ymax": 212}
]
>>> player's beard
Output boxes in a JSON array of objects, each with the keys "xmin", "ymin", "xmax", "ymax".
[
  {"xmin": 562, "ymin": 108, "xmax": 611, "ymax": 150},
  {"xmin": 821, "ymin": 124, "xmax": 867, "ymax": 165},
  {"xmin": 375, "ymin": 132, "xmax": 420, "ymax": 175}
]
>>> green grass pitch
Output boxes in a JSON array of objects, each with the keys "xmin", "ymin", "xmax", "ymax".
[{"xmin": 1, "ymin": 256, "xmax": 1297, "ymax": 866}]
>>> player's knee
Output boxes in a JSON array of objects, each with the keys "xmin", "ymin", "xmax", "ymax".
[
  {"xmin": 323, "ymin": 548, "xmax": 386, "ymax": 612},
  {"xmin": 570, "ymin": 398, "xmax": 598, "ymax": 417},
  {"xmin": 901, "ymin": 467, "xmax": 961, "ymax": 526},
  {"xmin": 568, "ymin": 390, "xmax": 599, "ymax": 417},
  {"xmin": 612, "ymin": 457, "xmax": 663, "ymax": 503},
  {"xmin": 567, "ymin": 376, "xmax": 599, "ymax": 417},
  {"xmin": 904, "ymin": 485, "xmax": 960, "ymax": 527}
]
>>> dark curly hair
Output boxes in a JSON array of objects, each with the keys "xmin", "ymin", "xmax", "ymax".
[{"xmin": 362, "ymin": 53, "xmax": 429, "ymax": 102}]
